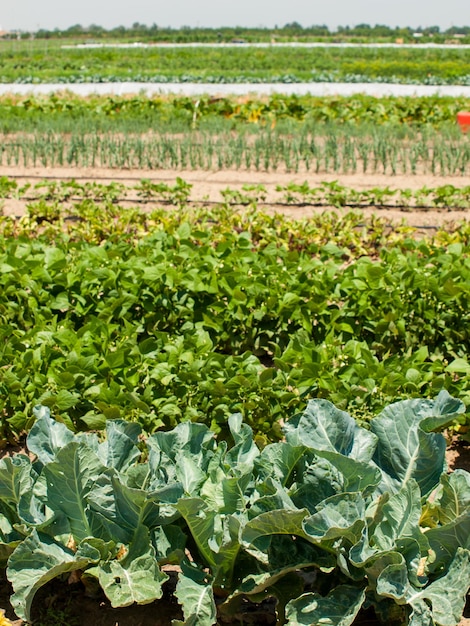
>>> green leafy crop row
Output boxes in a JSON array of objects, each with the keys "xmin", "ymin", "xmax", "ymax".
[
  {"xmin": 1, "ymin": 45, "xmax": 470, "ymax": 84},
  {"xmin": 1, "ymin": 94, "xmax": 469, "ymax": 129},
  {"xmin": 1, "ymin": 176, "xmax": 470, "ymax": 210},
  {"xmin": 1, "ymin": 130, "xmax": 469, "ymax": 175},
  {"xmin": 1, "ymin": 201, "xmax": 470, "ymax": 442},
  {"xmin": 1, "ymin": 396, "xmax": 468, "ymax": 624}
]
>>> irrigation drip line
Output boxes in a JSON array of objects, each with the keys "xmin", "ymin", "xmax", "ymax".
[
  {"xmin": 4, "ymin": 193, "xmax": 469, "ymax": 211},
  {"xmin": 2, "ymin": 174, "xmax": 204, "ymax": 182}
]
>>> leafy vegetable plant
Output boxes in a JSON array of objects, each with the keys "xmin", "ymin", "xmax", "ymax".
[{"xmin": 0, "ymin": 392, "xmax": 469, "ymax": 625}]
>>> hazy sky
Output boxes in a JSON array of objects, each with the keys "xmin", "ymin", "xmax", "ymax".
[{"xmin": 1, "ymin": 0, "xmax": 469, "ymax": 32}]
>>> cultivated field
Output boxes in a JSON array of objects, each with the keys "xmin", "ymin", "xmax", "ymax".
[{"xmin": 0, "ymin": 39, "xmax": 469, "ymax": 626}]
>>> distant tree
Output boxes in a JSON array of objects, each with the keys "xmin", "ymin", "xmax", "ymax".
[
  {"xmin": 446, "ymin": 25, "xmax": 470, "ymax": 34},
  {"xmin": 283, "ymin": 22, "xmax": 303, "ymax": 31},
  {"xmin": 306, "ymin": 24, "xmax": 330, "ymax": 36},
  {"xmin": 110, "ymin": 25, "xmax": 126, "ymax": 36},
  {"xmin": 65, "ymin": 24, "xmax": 84, "ymax": 34},
  {"xmin": 371, "ymin": 24, "xmax": 394, "ymax": 37}
]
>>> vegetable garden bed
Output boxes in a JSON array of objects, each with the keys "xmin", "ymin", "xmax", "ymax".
[{"xmin": 0, "ymin": 396, "xmax": 469, "ymax": 626}]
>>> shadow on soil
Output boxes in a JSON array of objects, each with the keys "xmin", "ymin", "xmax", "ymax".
[{"xmin": 0, "ymin": 575, "xmax": 386, "ymax": 626}]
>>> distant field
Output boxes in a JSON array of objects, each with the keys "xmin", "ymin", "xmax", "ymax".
[{"xmin": 1, "ymin": 41, "xmax": 470, "ymax": 84}]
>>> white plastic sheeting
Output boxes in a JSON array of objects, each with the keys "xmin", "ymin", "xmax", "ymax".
[{"xmin": 1, "ymin": 82, "xmax": 470, "ymax": 97}]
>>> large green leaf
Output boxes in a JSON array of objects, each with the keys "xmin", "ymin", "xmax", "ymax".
[
  {"xmin": 422, "ymin": 470, "xmax": 470, "ymax": 527},
  {"xmin": 285, "ymin": 398, "xmax": 377, "ymax": 462},
  {"xmin": 7, "ymin": 530, "xmax": 100, "ymax": 622},
  {"xmin": 365, "ymin": 550, "xmax": 409, "ymax": 592},
  {"xmin": 146, "ymin": 422, "xmax": 215, "ymax": 495},
  {"xmin": 176, "ymin": 498, "xmax": 241, "ymax": 586},
  {"xmin": 266, "ymin": 533, "xmax": 336, "ymax": 573},
  {"xmin": 255, "ymin": 442, "xmax": 308, "ymax": 487},
  {"xmin": 408, "ymin": 600, "xmax": 434, "ymax": 626},
  {"xmin": 419, "ymin": 392, "xmax": 466, "ymax": 433},
  {"xmin": 173, "ymin": 561, "xmax": 216, "ymax": 626},
  {"xmin": 88, "ymin": 470, "xmax": 151, "ymax": 544},
  {"xmin": 375, "ymin": 554, "xmax": 413, "ymax": 602},
  {"xmin": 42, "ymin": 441, "xmax": 107, "ymax": 541},
  {"xmin": 148, "ymin": 422, "xmax": 215, "ymax": 465},
  {"xmin": 303, "ymin": 492, "xmax": 366, "ymax": 545},
  {"xmin": 285, "ymin": 584, "xmax": 366, "ymax": 626},
  {"xmin": 176, "ymin": 498, "xmax": 217, "ymax": 570},
  {"xmin": 98, "ymin": 419, "xmax": 142, "ymax": 473},
  {"xmin": 151, "ymin": 524, "xmax": 187, "ymax": 563},
  {"xmin": 176, "ymin": 454, "xmax": 207, "ymax": 496},
  {"xmin": 225, "ymin": 412, "xmax": 259, "ymax": 471},
  {"xmin": 0, "ymin": 455, "xmax": 33, "ymax": 508},
  {"xmin": 371, "ymin": 391, "xmax": 465, "ymax": 495},
  {"xmin": 0, "ymin": 500, "xmax": 22, "ymax": 568},
  {"xmin": 371, "ymin": 548, "xmax": 470, "ymax": 625},
  {"xmin": 229, "ymin": 534, "xmax": 335, "ymax": 610},
  {"xmin": 249, "ymin": 476, "xmax": 299, "ymax": 518},
  {"xmin": 425, "ymin": 513, "xmax": 470, "ymax": 574},
  {"xmin": 199, "ymin": 472, "xmax": 249, "ymax": 515},
  {"xmin": 408, "ymin": 548, "xmax": 470, "ymax": 626},
  {"xmin": 289, "ymin": 456, "xmax": 344, "ymax": 511},
  {"xmin": 26, "ymin": 406, "xmax": 75, "ymax": 465},
  {"xmin": 242, "ymin": 508, "xmax": 310, "ymax": 546},
  {"xmin": 369, "ymin": 480, "xmax": 426, "ymax": 553},
  {"xmin": 17, "ymin": 472, "xmax": 61, "ymax": 531},
  {"xmin": 98, "ymin": 525, "xmax": 168, "ymax": 607},
  {"xmin": 309, "ymin": 451, "xmax": 381, "ymax": 496}
]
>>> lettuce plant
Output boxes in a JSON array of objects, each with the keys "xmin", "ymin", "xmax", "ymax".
[{"xmin": 0, "ymin": 392, "xmax": 469, "ymax": 625}]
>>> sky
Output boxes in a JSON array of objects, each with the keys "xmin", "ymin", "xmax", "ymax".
[{"xmin": 1, "ymin": 0, "xmax": 469, "ymax": 32}]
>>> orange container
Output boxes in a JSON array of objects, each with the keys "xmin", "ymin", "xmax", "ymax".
[{"xmin": 457, "ymin": 111, "xmax": 470, "ymax": 133}]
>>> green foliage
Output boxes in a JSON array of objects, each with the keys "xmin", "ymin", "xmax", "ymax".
[
  {"xmin": 1, "ymin": 194, "xmax": 470, "ymax": 441},
  {"xmin": 2, "ymin": 176, "xmax": 469, "ymax": 209},
  {"xmin": 1, "ymin": 93, "xmax": 469, "ymax": 178},
  {"xmin": 275, "ymin": 180, "xmax": 470, "ymax": 208},
  {"xmin": 1, "ymin": 127, "xmax": 468, "ymax": 175},
  {"xmin": 1, "ymin": 396, "xmax": 469, "ymax": 624},
  {"xmin": 1, "ymin": 94, "xmax": 469, "ymax": 131},
  {"xmin": 1, "ymin": 45, "xmax": 470, "ymax": 84}
]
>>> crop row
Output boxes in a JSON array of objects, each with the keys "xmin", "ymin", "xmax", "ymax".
[
  {"xmin": 2, "ymin": 177, "xmax": 470, "ymax": 210},
  {"xmin": 1, "ymin": 131, "xmax": 469, "ymax": 175},
  {"xmin": 1, "ymin": 45, "xmax": 470, "ymax": 84},
  {"xmin": 1, "ymin": 398, "xmax": 468, "ymax": 625},
  {"xmin": 1, "ymin": 202, "xmax": 470, "ymax": 443},
  {"xmin": 7, "ymin": 72, "xmax": 470, "ymax": 86},
  {"xmin": 2, "ymin": 94, "xmax": 469, "ymax": 131}
]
